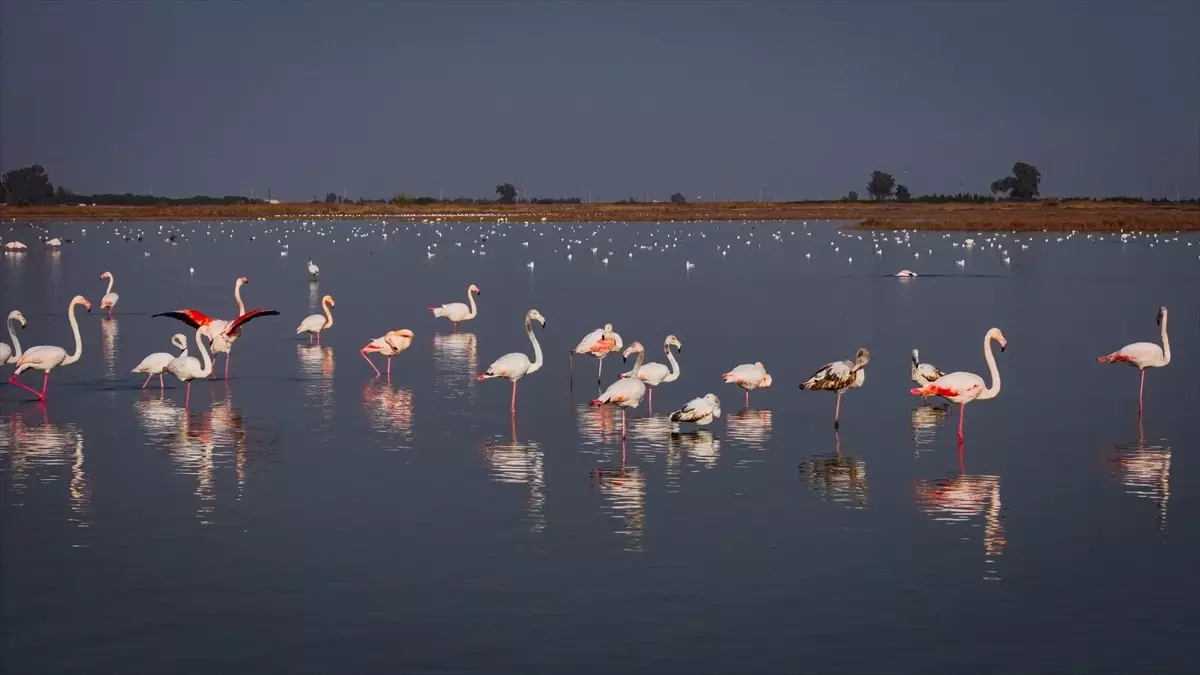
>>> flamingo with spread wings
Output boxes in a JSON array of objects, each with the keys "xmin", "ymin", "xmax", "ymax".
[{"xmin": 151, "ymin": 277, "xmax": 276, "ymax": 378}]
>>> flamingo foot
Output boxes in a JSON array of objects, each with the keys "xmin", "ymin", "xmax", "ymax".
[{"xmin": 8, "ymin": 375, "xmax": 45, "ymax": 401}]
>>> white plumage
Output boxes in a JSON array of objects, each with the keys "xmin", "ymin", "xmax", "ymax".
[
  {"xmin": 591, "ymin": 342, "xmax": 648, "ymax": 439},
  {"xmin": 669, "ymin": 393, "xmax": 722, "ymax": 427},
  {"xmin": 911, "ymin": 349, "xmax": 944, "ymax": 393},
  {"xmin": 132, "ymin": 333, "xmax": 188, "ymax": 389},
  {"xmin": 297, "ymin": 295, "xmax": 335, "ymax": 342},
  {"xmin": 801, "ymin": 348, "xmax": 870, "ymax": 428},
  {"xmin": 430, "ymin": 284, "xmax": 480, "ymax": 327},
  {"xmin": 99, "ymin": 271, "xmax": 119, "ymax": 315},
  {"xmin": 722, "ymin": 361, "xmax": 772, "ymax": 407},
  {"xmin": 1, "ymin": 310, "xmax": 27, "ymax": 364}
]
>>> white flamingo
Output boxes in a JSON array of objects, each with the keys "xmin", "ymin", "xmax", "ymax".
[
  {"xmin": 8, "ymin": 295, "xmax": 91, "ymax": 401},
  {"xmin": 430, "ymin": 284, "xmax": 480, "ymax": 331},
  {"xmin": 166, "ymin": 327, "xmax": 214, "ymax": 407},
  {"xmin": 590, "ymin": 342, "xmax": 647, "ymax": 439},
  {"xmin": 1, "ymin": 310, "xmax": 28, "ymax": 365},
  {"xmin": 307, "ymin": 258, "xmax": 320, "ymax": 280},
  {"xmin": 911, "ymin": 329, "xmax": 1007, "ymax": 443},
  {"xmin": 476, "ymin": 309, "xmax": 546, "ymax": 413},
  {"xmin": 801, "ymin": 348, "xmax": 871, "ymax": 429},
  {"xmin": 297, "ymin": 295, "xmax": 335, "ymax": 343},
  {"xmin": 99, "ymin": 271, "xmax": 119, "ymax": 317},
  {"xmin": 361, "ymin": 329, "xmax": 415, "ymax": 377},
  {"xmin": 911, "ymin": 349, "xmax": 945, "ymax": 399},
  {"xmin": 620, "ymin": 334, "xmax": 682, "ymax": 409},
  {"xmin": 722, "ymin": 361, "xmax": 772, "ymax": 408},
  {"xmin": 571, "ymin": 323, "xmax": 623, "ymax": 384},
  {"xmin": 669, "ymin": 393, "xmax": 722, "ymax": 428},
  {"xmin": 132, "ymin": 334, "xmax": 189, "ymax": 389},
  {"xmin": 1097, "ymin": 306, "xmax": 1170, "ymax": 410}
]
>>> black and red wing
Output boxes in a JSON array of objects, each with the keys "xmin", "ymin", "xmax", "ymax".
[
  {"xmin": 226, "ymin": 308, "xmax": 280, "ymax": 334},
  {"xmin": 152, "ymin": 309, "xmax": 213, "ymax": 329}
]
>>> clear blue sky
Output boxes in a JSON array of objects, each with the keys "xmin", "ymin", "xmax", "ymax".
[{"xmin": 3, "ymin": 1, "xmax": 1197, "ymax": 200}]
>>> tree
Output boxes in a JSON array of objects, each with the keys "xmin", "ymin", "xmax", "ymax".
[
  {"xmin": 895, "ymin": 184, "xmax": 911, "ymax": 202},
  {"xmin": 495, "ymin": 183, "xmax": 517, "ymax": 204},
  {"xmin": 843, "ymin": 190, "xmax": 859, "ymax": 202},
  {"xmin": 867, "ymin": 171, "xmax": 895, "ymax": 200},
  {"xmin": 990, "ymin": 161, "xmax": 1041, "ymax": 200},
  {"xmin": 325, "ymin": 192, "xmax": 339, "ymax": 204},
  {"xmin": 1, "ymin": 165, "xmax": 55, "ymax": 205},
  {"xmin": 670, "ymin": 192, "xmax": 687, "ymax": 204}
]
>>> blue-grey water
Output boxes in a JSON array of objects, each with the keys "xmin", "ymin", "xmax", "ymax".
[{"xmin": 2, "ymin": 219, "xmax": 1197, "ymax": 674}]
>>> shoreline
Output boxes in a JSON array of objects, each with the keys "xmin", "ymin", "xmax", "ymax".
[{"xmin": 3, "ymin": 201, "xmax": 1197, "ymax": 231}]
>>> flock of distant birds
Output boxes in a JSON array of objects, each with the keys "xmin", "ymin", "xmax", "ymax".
[{"xmin": 0, "ymin": 246, "xmax": 1174, "ymax": 446}]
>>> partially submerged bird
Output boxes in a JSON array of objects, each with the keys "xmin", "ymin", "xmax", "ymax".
[
  {"xmin": 430, "ymin": 284, "xmax": 480, "ymax": 331},
  {"xmin": 361, "ymin": 329, "xmax": 415, "ymax": 377},
  {"xmin": 722, "ymin": 361, "xmax": 772, "ymax": 407},
  {"xmin": 669, "ymin": 393, "xmax": 722, "ymax": 428},
  {"xmin": 801, "ymin": 348, "xmax": 870, "ymax": 429},
  {"xmin": 1097, "ymin": 306, "xmax": 1170, "ymax": 411},
  {"xmin": 911, "ymin": 349, "xmax": 945, "ymax": 398},
  {"xmin": 132, "ymin": 333, "xmax": 189, "ymax": 389}
]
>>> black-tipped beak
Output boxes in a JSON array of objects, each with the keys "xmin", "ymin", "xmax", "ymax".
[
  {"xmin": 1000, "ymin": 344, "xmax": 1006, "ymax": 352},
  {"xmin": 677, "ymin": 346, "xmax": 683, "ymax": 353}
]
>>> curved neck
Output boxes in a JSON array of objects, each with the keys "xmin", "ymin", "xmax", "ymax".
[
  {"xmin": 105, "ymin": 275, "xmax": 115, "ymax": 295},
  {"xmin": 978, "ymin": 335, "xmax": 1002, "ymax": 400},
  {"xmin": 6, "ymin": 316, "xmax": 21, "ymax": 359},
  {"xmin": 526, "ymin": 319, "xmax": 543, "ymax": 374},
  {"xmin": 1160, "ymin": 314, "xmax": 1170, "ymax": 365},
  {"xmin": 234, "ymin": 282, "xmax": 246, "ymax": 316},
  {"xmin": 195, "ymin": 328, "xmax": 213, "ymax": 376},
  {"xmin": 625, "ymin": 349, "xmax": 644, "ymax": 376},
  {"xmin": 322, "ymin": 298, "xmax": 334, "ymax": 328},
  {"xmin": 63, "ymin": 301, "xmax": 85, "ymax": 365},
  {"xmin": 466, "ymin": 288, "xmax": 478, "ymax": 318},
  {"xmin": 664, "ymin": 344, "xmax": 680, "ymax": 381}
]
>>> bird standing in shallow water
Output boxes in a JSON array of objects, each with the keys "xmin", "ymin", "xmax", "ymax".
[
  {"xmin": 1, "ymin": 310, "xmax": 27, "ymax": 365},
  {"xmin": 361, "ymin": 329, "xmax": 415, "ymax": 377},
  {"xmin": 132, "ymin": 334, "xmax": 188, "ymax": 390},
  {"xmin": 911, "ymin": 329, "xmax": 1006, "ymax": 444},
  {"xmin": 307, "ymin": 258, "xmax": 320, "ymax": 280},
  {"xmin": 571, "ymin": 323, "xmax": 623, "ymax": 385},
  {"xmin": 430, "ymin": 284, "xmax": 480, "ymax": 332},
  {"xmin": 723, "ymin": 361, "xmax": 772, "ymax": 408},
  {"xmin": 477, "ymin": 309, "xmax": 546, "ymax": 413},
  {"xmin": 297, "ymin": 295, "xmax": 335, "ymax": 344},
  {"xmin": 1097, "ymin": 306, "xmax": 1170, "ymax": 413},
  {"xmin": 99, "ymin": 271, "xmax": 119, "ymax": 317},
  {"xmin": 911, "ymin": 349, "xmax": 944, "ymax": 399},
  {"xmin": 591, "ymin": 342, "xmax": 647, "ymax": 439},
  {"xmin": 620, "ymin": 335, "xmax": 682, "ymax": 411},
  {"xmin": 801, "ymin": 348, "xmax": 870, "ymax": 429},
  {"xmin": 669, "ymin": 393, "xmax": 722, "ymax": 428},
  {"xmin": 9, "ymin": 296, "xmax": 91, "ymax": 402}
]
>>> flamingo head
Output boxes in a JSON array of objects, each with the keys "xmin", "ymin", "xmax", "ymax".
[
  {"xmin": 100, "ymin": 271, "xmax": 111, "ymax": 280},
  {"xmin": 760, "ymin": 374, "xmax": 773, "ymax": 388},
  {"xmin": 237, "ymin": 276, "xmax": 249, "ymax": 286},
  {"xmin": 602, "ymin": 323, "xmax": 614, "ymax": 334},
  {"xmin": 665, "ymin": 335, "xmax": 682, "ymax": 352},
  {"xmin": 72, "ymin": 296, "xmax": 92, "ymax": 312},
  {"xmin": 855, "ymin": 348, "xmax": 871, "ymax": 366},
  {"xmin": 987, "ymin": 328, "xmax": 1007, "ymax": 352},
  {"xmin": 171, "ymin": 333, "xmax": 188, "ymax": 350},
  {"xmin": 469, "ymin": 284, "xmax": 481, "ymax": 295},
  {"xmin": 393, "ymin": 329, "xmax": 415, "ymax": 339},
  {"xmin": 911, "ymin": 348, "xmax": 919, "ymax": 363},
  {"xmin": 323, "ymin": 295, "xmax": 336, "ymax": 307},
  {"xmin": 1157, "ymin": 306, "xmax": 1167, "ymax": 326},
  {"xmin": 7, "ymin": 310, "xmax": 26, "ymax": 328},
  {"xmin": 622, "ymin": 341, "xmax": 644, "ymax": 362},
  {"xmin": 526, "ymin": 309, "xmax": 546, "ymax": 327}
]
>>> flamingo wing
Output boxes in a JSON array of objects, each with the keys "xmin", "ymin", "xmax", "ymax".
[
  {"xmin": 153, "ymin": 309, "xmax": 214, "ymax": 329},
  {"xmin": 224, "ymin": 308, "xmax": 279, "ymax": 334},
  {"xmin": 912, "ymin": 371, "xmax": 982, "ymax": 399},
  {"xmin": 670, "ymin": 397, "xmax": 713, "ymax": 423},
  {"xmin": 801, "ymin": 360, "xmax": 854, "ymax": 391},
  {"xmin": 916, "ymin": 363, "xmax": 944, "ymax": 383},
  {"xmin": 478, "ymin": 352, "xmax": 530, "ymax": 380},
  {"xmin": 1098, "ymin": 342, "xmax": 1163, "ymax": 366},
  {"xmin": 574, "ymin": 328, "xmax": 606, "ymax": 353}
]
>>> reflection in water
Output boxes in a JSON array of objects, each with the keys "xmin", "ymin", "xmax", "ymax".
[
  {"xmin": 308, "ymin": 280, "xmax": 320, "ymax": 312},
  {"xmin": 798, "ymin": 431, "xmax": 868, "ymax": 509},
  {"xmin": 911, "ymin": 404, "xmax": 949, "ymax": 456},
  {"xmin": 101, "ymin": 317, "xmax": 119, "ymax": 380},
  {"xmin": 591, "ymin": 453, "xmax": 646, "ymax": 552},
  {"xmin": 0, "ymin": 409, "xmax": 91, "ymax": 534},
  {"xmin": 726, "ymin": 408, "xmax": 772, "ymax": 447},
  {"xmin": 479, "ymin": 417, "xmax": 545, "ymax": 532},
  {"xmin": 665, "ymin": 430, "xmax": 721, "ymax": 492},
  {"xmin": 576, "ymin": 403, "xmax": 623, "ymax": 451},
  {"xmin": 916, "ymin": 471, "xmax": 1006, "ymax": 581},
  {"xmin": 362, "ymin": 380, "xmax": 414, "ymax": 450},
  {"xmin": 1110, "ymin": 421, "xmax": 1171, "ymax": 530},
  {"xmin": 433, "ymin": 333, "xmax": 478, "ymax": 407},
  {"xmin": 297, "ymin": 345, "xmax": 335, "ymax": 430}
]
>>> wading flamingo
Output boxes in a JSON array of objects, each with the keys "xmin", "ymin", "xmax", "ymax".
[
  {"xmin": 167, "ymin": 326, "xmax": 214, "ymax": 408},
  {"xmin": 307, "ymin": 258, "xmax": 320, "ymax": 280},
  {"xmin": 802, "ymin": 348, "xmax": 870, "ymax": 428},
  {"xmin": 722, "ymin": 361, "xmax": 772, "ymax": 408},
  {"xmin": 99, "ymin": 271, "xmax": 119, "ymax": 317},
  {"xmin": 911, "ymin": 329, "xmax": 1006, "ymax": 443},
  {"xmin": 430, "ymin": 284, "xmax": 480, "ymax": 331},
  {"xmin": 912, "ymin": 349, "xmax": 945, "ymax": 400},
  {"xmin": 590, "ymin": 342, "xmax": 647, "ymax": 439},
  {"xmin": 132, "ymin": 334, "xmax": 188, "ymax": 389},
  {"xmin": 8, "ymin": 295, "xmax": 91, "ymax": 401},
  {"xmin": 152, "ymin": 277, "xmax": 277, "ymax": 378},
  {"xmin": 297, "ymin": 295, "xmax": 335, "ymax": 343},
  {"xmin": 477, "ymin": 309, "xmax": 546, "ymax": 413},
  {"xmin": 1, "ymin": 310, "xmax": 28, "ymax": 365},
  {"xmin": 1097, "ymin": 306, "xmax": 1170, "ymax": 411},
  {"xmin": 669, "ymin": 393, "xmax": 722, "ymax": 428},
  {"xmin": 620, "ymin": 334, "xmax": 682, "ymax": 410},
  {"xmin": 571, "ymin": 323, "xmax": 623, "ymax": 384},
  {"xmin": 362, "ymin": 329, "xmax": 415, "ymax": 377}
]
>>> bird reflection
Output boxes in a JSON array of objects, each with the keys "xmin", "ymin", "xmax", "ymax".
[
  {"xmin": 0, "ymin": 408, "xmax": 90, "ymax": 531},
  {"xmin": 576, "ymin": 403, "xmax": 623, "ymax": 451},
  {"xmin": 307, "ymin": 280, "xmax": 320, "ymax": 311},
  {"xmin": 362, "ymin": 379, "xmax": 414, "ymax": 449},
  {"xmin": 798, "ymin": 431, "xmax": 869, "ymax": 509},
  {"xmin": 911, "ymin": 404, "xmax": 949, "ymax": 456},
  {"xmin": 479, "ymin": 416, "xmax": 545, "ymax": 532},
  {"xmin": 1109, "ymin": 417, "xmax": 1171, "ymax": 530},
  {"xmin": 591, "ymin": 450, "xmax": 646, "ymax": 552},
  {"xmin": 433, "ymin": 332, "xmax": 478, "ymax": 403},
  {"xmin": 664, "ymin": 430, "xmax": 721, "ymax": 491},
  {"xmin": 297, "ymin": 345, "xmax": 335, "ymax": 430},
  {"xmin": 915, "ymin": 464, "xmax": 1006, "ymax": 581},
  {"xmin": 101, "ymin": 317, "xmax": 119, "ymax": 380},
  {"xmin": 726, "ymin": 408, "xmax": 772, "ymax": 448}
]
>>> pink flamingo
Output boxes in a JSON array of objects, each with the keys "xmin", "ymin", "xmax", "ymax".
[
  {"xmin": 99, "ymin": 271, "xmax": 120, "ymax": 317},
  {"xmin": 572, "ymin": 323, "xmax": 623, "ymax": 384},
  {"xmin": 430, "ymin": 284, "xmax": 480, "ymax": 331},
  {"xmin": 590, "ymin": 342, "xmax": 647, "ymax": 439},
  {"xmin": 477, "ymin": 309, "xmax": 546, "ymax": 413},
  {"xmin": 620, "ymin": 334, "xmax": 682, "ymax": 411},
  {"xmin": 297, "ymin": 295, "xmax": 335, "ymax": 344},
  {"xmin": 166, "ymin": 327, "xmax": 214, "ymax": 408},
  {"xmin": 911, "ymin": 328, "xmax": 1006, "ymax": 443},
  {"xmin": 153, "ymin": 277, "xmax": 277, "ymax": 378},
  {"xmin": 1097, "ymin": 306, "xmax": 1170, "ymax": 412},
  {"xmin": 362, "ymin": 329, "xmax": 415, "ymax": 376},
  {"xmin": 131, "ymin": 333, "xmax": 188, "ymax": 389},
  {"xmin": 9, "ymin": 296, "xmax": 91, "ymax": 401},
  {"xmin": 722, "ymin": 361, "xmax": 772, "ymax": 408}
]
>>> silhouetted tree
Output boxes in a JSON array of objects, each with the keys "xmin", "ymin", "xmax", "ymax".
[
  {"xmin": 495, "ymin": 183, "xmax": 517, "ymax": 204},
  {"xmin": 1, "ymin": 165, "xmax": 55, "ymax": 205},
  {"xmin": 324, "ymin": 192, "xmax": 339, "ymax": 204},
  {"xmin": 990, "ymin": 162, "xmax": 1041, "ymax": 200},
  {"xmin": 670, "ymin": 192, "xmax": 687, "ymax": 204},
  {"xmin": 895, "ymin": 184, "xmax": 911, "ymax": 202},
  {"xmin": 867, "ymin": 171, "xmax": 895, "ymax": 200},
  {"xmin": 843, "ymin": 190, "xmax": 859, "ymax": 202}
]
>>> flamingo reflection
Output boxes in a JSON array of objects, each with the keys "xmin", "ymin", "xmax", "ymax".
[
  {"xmin": 0, "ymin": 408, "xmax": 90, "ymax": 531},
  {"xmin": 911, "ymin": 404, "xmax": 949, "ymax": 456},
  {"xmin": 362, "ymin": 379, "xmax": 414, "ymax": 449},
  {"xmin": 433, "ymin": 332, "xmax": 478, "ymax": 404},
  {"xmin": 665, "ymin": 430, "xmax": 721, "ymax": 491},
  {"xmin": 297, "ymin": 345, "xmax": 335, "ymax": 428},
  {"xmin": 590, "ymin": 448, "xmax": 646, "ymax": 552},
  {"xmin": 726, "ymin": 408, "xmax": 772, "ymax": 447},
  {"xmin": 1109, "ymin": 417, "xmax": 1171, "ymax": 530},
  {"xmin": 479, "ymin": 416, "xmax": 546, "ymax": 532},
  {"xmin": 575, "ymin": 403, "xmax": 624, "ymax": 451},
  {"xmin": 915, "ymin": 460, "xmax": 1006, "ymax": 580},
  {"xmin": 798, "ymin": 431, "xmax": 869, "ymax": 508},
  {"xmin": 100, "ymin": 317, "xmax": 119, "ymax": 380}
]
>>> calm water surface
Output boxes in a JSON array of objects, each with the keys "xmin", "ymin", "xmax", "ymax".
[{"xmin": 2, "ymin": 219, "xmax": 1198, "ymax": 674}]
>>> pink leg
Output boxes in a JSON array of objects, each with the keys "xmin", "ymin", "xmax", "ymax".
[
  {"xmin": 142, "ymin": 373, "xmax": 152, "ymax": 389},
  {"xmin": 648, "ymin": 387, "xmax": 653, "ymax": 415},
  {"xmin": 621, "ymin": 408, "xmax": 627, "ymax": 439},
  {"xmin": 9, "ymin": 373, "xmax": 45, "ymax": 400},
  {"xmin": 159, "ymin": 373, "xmax": 165, "ymax": 390},
  {"xmin": 958, "ymin": 403, "xmax": 966, "ymax": 442},
  {"xmin": 40, "ymin": 372, "xmax": 49, "ymax": 399},
  {"xmin": 316, "ymin": 332, "xmax": 321, "ymax": 345},
  {"xmin": 386, "ymin": 357, "xmax": 392, "ymax": 376},
  {"xmin": 452, "ymin": 322, "xmax": 458, "ymax": 333},
  {"xmin": 224, "ymin": 351, "xmax": 231, "ymax": 379},
  {"xmin": 511, "ymin": 380, "xmax": 518, "ymax": 413},
  {"xmin": 362, "ymin": 350, "xmax": 381, "ymax": 376},
  {"xmin": 1139, "ymin": 370, "xmax": 1146, "ymax": 411},
  {"xmin": 597, "ymin": 357, "xmax": 603, "ymax": 384},
  {"xmin": 185, "ymin": 382, "xmax": 191, "ymax": 408},
  {"xmin": 834, "ymin": 391, "xmax": 843, "ymax": 429},
  {"xmin": 745, "ymin": 390, "xmax": 749, "ymax": 408},
  {"xmin": 309, "ymin": 333, "xmax": 314, "ymax": 344}
]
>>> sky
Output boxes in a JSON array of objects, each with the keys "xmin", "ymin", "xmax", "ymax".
[{"xmin": 2, "ymin": 1, "xmax": 1197, "ymax": 201}]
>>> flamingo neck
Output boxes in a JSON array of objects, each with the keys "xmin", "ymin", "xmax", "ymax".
[
  {"xmin": 235, "ymin": 282, "xmax": 246, "ymax": 316},
  {"xmin": 195, "ymin": 327, "xmax": 213, "ymax": 376},
  {"xmin": 466, "ymin": 288, "xmax": 478, "ymax": 319},
  {"xmin": 526, "ymin": 319, "xmax": 543, "ymax": 374},
  {"xmin": 1159, "ymin": 314, "xmax": 1170, "ymax": 366},
  {"xmin": 664, "ymin": 344, "xmax": 680, "ymax": 382},
  {"xmin": 322, "ymin": 298, "xmax": 334, "ymax": 329},
  {"xmin": 625, "ymin": 349, "xmax": 645, "ymax": 377},
  {"xmin": 6, "ymin": 315, "xmax": 21, "ymax": 360},
  {"xmin": 63, "ymin": 300, "xmax": 85, "ymax": 365},
  {"xmin": 978, "ymin": 334, "xmax": 1002, "ymax": 400},
  {"xmin": 105, "ymin": 274, "xmax": 115, "ymax": 295}
]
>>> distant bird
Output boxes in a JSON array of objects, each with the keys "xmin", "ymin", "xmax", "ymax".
[
  {"xmin": 1097, "ymin": 306, "xmax": 1170, "ymax": 411},
  {"xmin": 45, "ymin": 237, "xmax": 63, "ymax": 248},
  {"xmin": 99, "ymin": 271, "xmax": 120, "ymax": 317},
  {"xmin": 571, "ymin": 323, "xmax": 623, "ymax": 384},
  {"xmin": 132, "ymin": 333, "xmax": 188, "ymax": 390},
  {"xmin": 911, "ymin": 349, "xmax": 944, "ymax": 398},
  {"xmin": 620, "ymin": 334, "xmax": 682, "ymax": 409},
  {"xmin": 912, "ymin": 329, "xmax": 1006, "ymax": 443},
  {"xmin": 477, "ymin": 309, "xmax": 547, "ymax": 413},
  {"xmin": 801, "ymin": 348, "xmax": 870, "ymax": 429},
  {"xmin": 3, "ymin": 241, "xmax": 27, "ymax": 251},
  {"xmin": 1, "ymin": 310, "xmax": 28, "ymax": 365},
  {"xmin": 722, "ymin": 361, "xmax": 772, "ymax": 408},
  {"xmin": 430, "ymin": 284, "xmax": 480, "ymax": 331},
  {"xmin": 669, "ymin": 393, "xmax": 722, "ymax": 428},
  {"xmin": 166, "ymin": 327, "xmax": 214, "ymax": 408},
  {"xmin": 307, "ymin": 258, "xmax": 320, "ymax": 280},
  {"xmin": 9, "ymin": 296, "xmax": 91, "ymax": 402},
  {"xmin": 296, "ymin": 295, "xmax": 335, "ymax": 344},
  {"xmin": 590, "ymin": 342, "xmax": 648, "ymax": 439},
  {"xmin": 361, "ymin": 329, "xmax": 415, "ymax": 377},
  {"xmin": 895, "ymin": 269, "xmax": 918, "ymax": 277}
]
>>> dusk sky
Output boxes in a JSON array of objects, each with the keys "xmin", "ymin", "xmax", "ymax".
[{"xmin": 3, "ymin": 1, "xmax": 1197, "ymax": 201}]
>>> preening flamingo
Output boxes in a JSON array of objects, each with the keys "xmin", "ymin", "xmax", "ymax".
[
  {"xmin": 911, "ymin": 329, "xmax": 1006, "ymax": 442},
  {"xmin": 1, "ymin": 310, "xmax": 28, "ymax": 365},
  {"xmin": 153, "ymin": 277, "xmax": 276, "ymax": 378},
  {"xmin": 430, "ymin": 284, "xmax": 480, "ymax": 331},
  {"xmin": 296, "ymin": 295, "xmax": 335, "ymax": 343},
  {"xmin": 620, "ymin": 334, "xmax": 682, "ymax": 409},
  {"xmin": 590, "ymin": 342, "xmax": 647, "ymax": 439},
  {"xmin": 669, "ymin": 393, "xmax": 722, "ymax": 427},
  {"xmin": 8, "ymin": 295, "xmax": 91, "ymax": 401},
  {"xmin": 362, "ymin": 329, "xmax": 415, "ymax": 377},
  {"xmin": 801, "ymin": 348, "xmax": 871, "ymax": 429},
  {"xmin": 722, "ymin": 361, "xmax": 772, "ymax": 407},
  {"xmin": 1097, "ymin": 306, "xmax": 1170, "ymax": 411},
  {"xmin": 132, "ymin": 334, "xmax": 188, "ymax": 389},
  {"xmin": 307, "ymin": 258, "xmax": 320, "ymax": 280},
  {"xmin": 911, "ymin": 349, "xmax": 945, "ymax": 400},
  {"xmin": 571, "ymin": 323, "xmax": 623, "ymax": 384},
  {"xmin": 166, "ymin": 326, "xmax": 214, "ymax": 407},
  {"xmin": 99, "ymin": 271, "xmax": 119, "ymax": 317},
  {"xmin": 477, "ymin": 309, "xmax": 546, "ymax": 413}
]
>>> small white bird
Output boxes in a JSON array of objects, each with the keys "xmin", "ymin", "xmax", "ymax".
[
  {"xmin": 306, "ymin": 258, "xmax": 320, "ymax": 279},
  {"xmin": 669, "ymin": 393, "xmax": 722, "ymax": 427},
  {"xmin": 132, "ymin": 333, "xmax": 189, "ymax": 390}
]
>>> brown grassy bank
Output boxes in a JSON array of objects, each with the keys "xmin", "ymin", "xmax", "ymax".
[{"xmin": 3, "ymin": 201, "xmax": 1197, "ymax": 231}]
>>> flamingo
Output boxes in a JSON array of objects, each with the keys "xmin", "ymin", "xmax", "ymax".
[
  {"xmin": 1097, "ymin": 306, "xmax": 1170, "ymax": 411},
  {"xmin": 722, "ymin": 361, "xmax": 772, "ymax": 407},
  {"xmin": 8, "ymin": 295, "xmax": 91, "ymax": 401},
  {"xmin": 297, "ymin": 295, "xmax": 335, "ymax": 343},
  {"xmin": 3, "ymin": 241, "xmax": 26, "ymax": 251},
  {"xmin": 99, "ymin": 271, "xmax": 119, "ymax": 317},
  {"xmin": 1, "ymin": 310, "xmax": 28, "ymax": 365},
  {"xmin": 166, "ymin": 326, "xmax": 214, "ymax": 407},
  {"xmin": 911, "ymin": 329, "xmax": 1006, "ymax": 443},
  {"xmin": 571, "ymin": 323, "xmax": 623, "ymax": 384},
  {"xmin": 361, "ymin": 329, "xmax": 415, "ymax": 377},
  {"xmin": 476, "ymin": 309, "xmax": 546, "ymax": 413},
  {"xmin": 669, "ymin": 393, "xmax": 722, "ymax": 428},
  {"xmin": 132, "ymin": 334, "xmax": 188, "ymax": 389},
  {"xmin": 590, "ymin": 342, "xmax": 647, "ymax": 439},
  {"xmin": 619, "ymin": 335, "xmax": 682, "ymax": 409},
  {"xmin": 911, "ymin": 349, "xmax": 945, "ymax": 399},
  {"xmin": 307, "ymin": 258, "xmax": 320, "ymax": 280},
  {"xmin": 801, "ymin": 348, "xmax": 871, "ymax": 429},
  {"xmin": 153, "ymin": 277, "xmax": 276, "ymax": 378},
  {"xmin": 430, "ymin": 284, "xmax": 480, "ymax": 331}
]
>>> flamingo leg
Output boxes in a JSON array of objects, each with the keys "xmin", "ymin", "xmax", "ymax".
[
  {"xmin": 745, "ymin": 390, "xmax": 749, "ymax": 408},
  {"xmin": 40, "ymin": 372, "xmax": 49, "ymax": 399},
  {"xmin": 185, "ymin": 382, "xmax": 191, "ymax": 408},
  {"xmin": 597, "ymin": 357, "xmax": 603, "ymax": 384},
  {"xmin": 9, "ymin": 373, "xmax": 45, "ymax": 400},
  {"xmin": 1139, "ymin": 369, "xmax": 1146, "ymax": 411},
  {"xmin": 159, "ymin": 373, "xmax": 165, "ymax": 390},
  {"xmin": 452, "ymin": 322, "xmax": 458, "ymax": 333},
  {"xmin": 142, "ymin": 373, "xmax": 152, "ymax": 389},
  {"xmin": 361, "ymin": 350, "xmax": 380, "ymax": 376},
  {"xmin": 834, "ymin": 390, "xmax": 843, "ymax": 429},
  {"xmin": 511, "ymin": 380, "xmax": 517, "ymax": 413},
  {"xmin": 958, "ymin": 403, "xmax": 966, "ymax": 442},
  {"xmin": 316, "ymin": 332, "xmax": 321, "ymax": 345},
  {"xmin": 648, "ymin": 387, "xmax": 653, "ymax": 414},
  {"xmin": 387, "ymin": 356, "xmax": 392, "ymax": 376},
  {"xmin": 224, "ymin": 351, "xmax": 231, "ymax": 379},
  {"xmin": 621, "ymin": 408, "xmax": 627, "ymax": 439}
]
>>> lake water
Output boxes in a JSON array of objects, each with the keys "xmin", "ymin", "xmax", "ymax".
[{"xmin": 2, "ymin": 218, "xmax": 1198, "ymax": 674}]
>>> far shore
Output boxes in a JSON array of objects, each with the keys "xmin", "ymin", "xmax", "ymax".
[{"xmin": 3, "ymin": 201, "xmax": 1197, "ymax": 231}]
